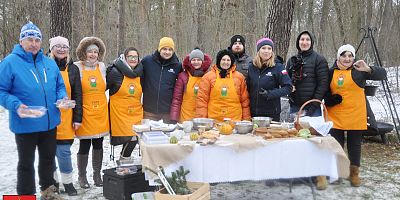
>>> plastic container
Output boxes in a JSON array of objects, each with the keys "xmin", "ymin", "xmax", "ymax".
[
  {"xmin": 18, "ymin": 106, "xmax": 47, "ymax": 118},
  {"xmin": 55, "ymin": 99, "xmax": 76, "ymax": 109}
]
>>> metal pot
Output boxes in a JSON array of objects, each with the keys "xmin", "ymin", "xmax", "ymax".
[
  {"xmin": 252, "ymin": 117, "xmax": 272, "ymax": 127},
  {"xmin": 192, "ymin": 118, "xmax": 214, "ymax": 130},
  {"xmin": 234, "ymin": 121, "xmax": 253, "ymax": 134}
]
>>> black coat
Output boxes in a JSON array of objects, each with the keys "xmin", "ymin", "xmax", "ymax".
[
  {"xmin": 247, "ymin": 60, "xmax": 292, "ymax": 121},
  {"xmin": 57, "ymin": 59, "xmax": 83, "ymax": 144},
  {"xmin": 141, "ymin": 51, "xmax": 182, "ymax": 114},
  {"xmin": 106, "ymin": 56, "xmax": 143, "ymax": 96},
  {"xmin": 324, "ymin": 63, "xmax": 387, "ymax": 132},
  {"xmin": 286, "ymin": 49, "xmax": 329, "ymax": 110}
]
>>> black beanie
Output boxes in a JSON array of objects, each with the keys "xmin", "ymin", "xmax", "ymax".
[
  {"xmin": 230, "ymin": 35, "xmax": 245, "ymax": 48},
  {"xmin": 216, "ymin": 49, "xmax": 235, "ymax": 78}
]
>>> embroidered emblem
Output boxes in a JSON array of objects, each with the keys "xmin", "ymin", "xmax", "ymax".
[
  {"xmin": 337, "ymin": 74, "xmax": 345, "ymax": 87},
  {"xmin": 221, "ymin": 85, "xmax": 228, "ymax": 97},
  {"xmin": 168, "ymin": 69, "xmax": 175, "ymax": 73},
  {"xmin": 128, "ymin": 84, "xmax": 135, "ymax": 95},
  {"xmin": 89, "ymin": 76, "xmax": 97, "ymax": 88},
  {"xmin": 266, "ymin": 72, "xmax": 273, "ymax": 76},
  {"xmin": 194, "ymin": 85, "xmax": 199, "ymax": 96}
]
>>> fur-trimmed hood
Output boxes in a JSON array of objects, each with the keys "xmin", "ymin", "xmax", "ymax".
[{"xmin": 76, "ymin": 37, "xmax": 106, "ymax": 62}]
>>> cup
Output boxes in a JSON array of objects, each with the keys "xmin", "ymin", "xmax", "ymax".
[{"xmin": 182, "ymin": 121, "xmax": 193, "ymax": 133}]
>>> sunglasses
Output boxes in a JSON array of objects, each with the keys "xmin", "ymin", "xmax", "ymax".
[{"xmin": 126, "ymin": 55, "xmax": 139, "ymax": 61}]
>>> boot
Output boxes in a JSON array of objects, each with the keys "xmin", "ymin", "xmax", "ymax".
[
  {"xmin": 40, "ymin": 185, "xmax": 64, "ymax": 200},
  {"xmin": 350, "ymin": 165, "xmax": 361, "ymax": 187},
  {"xmin": 77, "ymin": 154, "xmax": 90, "ymax": 189},
  {"xmin": 63, "ymin": 183, "xmax": 78, "ymax": 196},
  {"xmin": 60, "ymin": 172, "xmax": 77, "ymax": 196},
  {"xmin": 92, "ymin": 149, "xmax": 103, "ymax": 187},
  {"xmin": 316, "ymin": 176, "xmax": 327, "ymax": 190}
]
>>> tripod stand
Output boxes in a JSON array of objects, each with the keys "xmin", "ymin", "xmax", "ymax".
[{"xmin": 355, "ymin": 27, "xmax": 400, "ymax": 143}]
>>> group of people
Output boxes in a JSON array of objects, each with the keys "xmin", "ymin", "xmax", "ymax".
[{"xmin": 0, "ymin": 21, "xmax": 387, "ymax": 199}]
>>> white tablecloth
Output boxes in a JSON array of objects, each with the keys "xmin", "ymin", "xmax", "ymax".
[{"xmin": 145, "ymin": 138, "xmax": 348, "ymax": 184}]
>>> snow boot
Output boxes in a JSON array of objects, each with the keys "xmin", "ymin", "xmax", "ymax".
[
  {"xmin": 77, "ymin": 154, "xmax": 90, "ymax": 189},
  {"xmin": 316, "ymin": 176, "xmax": 327, "ymax": 190},
  {"xmin": 350, "ymin": 165, "xmax": 361, "ymax": 187},
  {"xmin": 40, "ymin": 185, "xmax": 64, "ymax": 200},
  {"xmin": 92, "ymin": 149, "xmax": 103, "ymax": 187},
  {"xmin": 60, "ymin": 172, "xmax": 77, "ymax": 196}
]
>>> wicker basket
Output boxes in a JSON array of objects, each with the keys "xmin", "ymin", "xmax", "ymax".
[{"xmin": 294, "ymin": 99, "xmax": 329, "ymax": 135}]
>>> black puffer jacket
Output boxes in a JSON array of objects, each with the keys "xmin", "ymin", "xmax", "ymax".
[
  {"xmin": 106, "ymin": 55, "xmax": 143, "ymax": 96},
  {"xmin": 247, "ymin": 59, "xmax": 292, "ymax": 121},
  {"xmin": 56, "ymin": 58, "xmax": 83, "ymax": 144},
  {"xmin": 286, "ymin": 31, "xmax": 329, "ymax": 112},
  {"xmin": 141, "ymin": 51, "xmax": 182, "ymax": 114}
]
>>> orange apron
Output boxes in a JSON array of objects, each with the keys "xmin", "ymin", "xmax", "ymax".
[
  {"xmin": 179, "ymin": 73, "xmax": 201, "ymax": 122},
  {"xmin": 57, "ymin": 66, "xmax": 74, "ymax": 140},
  {"xmin": 109, "ymin": 76, "xmax": 143, "ymax": 137},
  {"xmin": 208, "ymin": 70, "xmax": 242, "ymax": 122},
  {"xmin": 327, "ymin": 69, "xmax": 367, "ymax": 130},
  {"xmin": 76, "ymin": 64, "xmax": 109, "ymax": 138}
]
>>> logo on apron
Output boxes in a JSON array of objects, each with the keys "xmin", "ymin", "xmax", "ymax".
[
  {"xmin": 221, "ymin": 85, "xmax": 229, "ymax": 97},
  {"xmin": 194, "ymin": 85, "xmax": 199, "ymax": 96},
  {"xmin": 337, "ymin": 74, "xmax": 345, "ymax": 87},
  {"xmin": 92, "ymin": 100, "xmax": 100, "ymax": 109},
  {"xmin": 128, "ymin": 105, "xmax": 134, "ymax": 114},
  {"xmin": 89, "ymin": 76, "xmax": 97, "ymax": 88},
  {"xmin": 128, "ymin": 84, "xmax": 135, "ymax": 95}
]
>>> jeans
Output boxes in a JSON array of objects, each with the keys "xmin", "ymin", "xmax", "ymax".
[
  {"xmin": 15, "ymin": 128, "xmax": 57, "ymax": 194},
  {"xmin": 55, "ymin": 144, "xmax": 73, "ymax": 174}
]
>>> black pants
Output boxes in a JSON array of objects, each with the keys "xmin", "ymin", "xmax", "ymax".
[
  {"xmin": 78, "ymin": 137, "xmax": 104, "ymax": 155},
  {"xmin": 15, "ymin": 128, "xmax": 57, "ymax": 194},
  {"xmin": 330, "ymin": 128, "xmax": 363, "ymax": 167},
  {"xmin": 121, "ymin": 140, "xmax": 138, "ymax": 157}
]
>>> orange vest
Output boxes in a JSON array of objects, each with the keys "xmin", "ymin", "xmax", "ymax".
[
  {"xmin": 179, "ymin": 73, "xmax": 201, "ymax": 122},
  {"xmin": 57, "ymin": 66, "xmax": 74, "ymax": 140},
  {"xmin": 208, "ymin": 70, "xmax": 242, "ymax": 122},
  {"xmin": 327, "ymin": 69, "xmax": 367, "ymax": 130},
  {"xmin": 76, "ymin": 64, "xmax": 109, "ymax": 138},
  {"xmin": 109, "ymin": 76, "xmax": 143, "ymax": 137}
]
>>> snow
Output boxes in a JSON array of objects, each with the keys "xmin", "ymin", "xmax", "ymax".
[{"xmin": 0, "ymin": 66, "xmax": 399, "ymax": 199}]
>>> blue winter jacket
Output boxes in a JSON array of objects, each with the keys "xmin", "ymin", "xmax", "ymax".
[
  {"xmin": 247, "ymin": 59, "xmax": 292, "ymax": 120},
  {"xmin": 141, "ymin": 51, "xmax": 182, "ymax": 114},
  {"xmin": 0, "ymin": 44, "xmax": 66, "ymax": 134}
]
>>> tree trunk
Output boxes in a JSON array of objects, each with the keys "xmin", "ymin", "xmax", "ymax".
[
  {"xmin": 264, "ymin": 0, "xmax": 296, "ymax": 60},
  {"xmin": 50, "ymin": 0, "xmax": 72, "ymax": 39},
  {"xmin": 196, "ymin": 0, "xmax": 206, "ymax": 49},
  {"xmin": 1, "ymin": 0, "xmax": 7, "ymax": 58},
  {"xmin": 318, "ymin": 0, "xmax": 330, "ymax": 55},
  {"xmin": 117, "ymin": 0, "xmax": 125, "ymax": 54},
  {"xmin": 245, "ymin": 0, "xmax": 257, "ymax": 56}
]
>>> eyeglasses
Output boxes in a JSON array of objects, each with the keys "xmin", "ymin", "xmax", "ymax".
[
  {"xmin": 54, "ymin": 45, "xmax": 69, "ymax": 50},
  {"xmin": 126, "ymin": 55, "xmax": 139, "ymax": 61}
]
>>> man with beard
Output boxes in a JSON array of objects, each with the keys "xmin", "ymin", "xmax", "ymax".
[{"xmin": 228, "ymin": 35, "xmax": 252, "ymax": 77}]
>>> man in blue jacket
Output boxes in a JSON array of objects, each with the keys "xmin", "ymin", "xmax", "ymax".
[
  {"xmin": 0, "ymin": 22, "xmax": 66, "ymax": 199},
  {"xmin": 141, "ymin": 37, "xmax": 182, "ymax": 121}
]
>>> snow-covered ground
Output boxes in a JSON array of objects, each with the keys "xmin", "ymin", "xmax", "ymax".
[{"xmin": 0, "ymin": 66, "xmax": 399, "ymax": 199}]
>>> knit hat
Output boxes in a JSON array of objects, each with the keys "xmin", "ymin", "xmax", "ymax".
[
  {"xmin": 296, "ymin": 31, "xmax": 314, "ymax": 51},
  {"xmin": 337, "ymin": 44, "xmax": 355, "ymax": 59},
  {"xmin": 49, "ymin": 36, "xmax": 69, "ymax": 50},
  {"xmin": 189, "ymin": 49, "xmax": 204, "ymax": 61},
  {"xmin": 256, "ymin": 37, "xmax": 274, "ymax": 51},
  {"xmin": 216, "ymin": 49, "xmax": 235, "ymax": 69},
  {"xmin": 230, "ymin": 35, "xmax": 245, "ymax": 48},
  {"xmin": 158, "ymin": 37, "xmax": 175, "ymax": 52},
  {"xmin": 86, "ymin": 44, "xmax": 99, "ymax": 52},
  {"xmin": 19, "ymin": 21, "xmax": 42, "ymax": 41}
]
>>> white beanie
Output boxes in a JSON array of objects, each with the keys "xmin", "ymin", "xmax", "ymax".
[
  {"xmin": 337, "ymin": 44, "xmax": 355, "ymax": 59},
  {"xmin": 49, "ymin": 36, "xmax": 69, "ymax": 50}
]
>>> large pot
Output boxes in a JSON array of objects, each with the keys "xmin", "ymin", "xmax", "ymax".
[
  {"xmin": 364, "ymin": 85, "xmax": 379, "ymax": 96},
  {"xmin": 192, "ymin": 118, "xmax": 214, "ymax": 131}
]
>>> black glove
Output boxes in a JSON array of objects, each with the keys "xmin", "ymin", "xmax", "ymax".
[
  {"xmin": 325, "ymin": 94, "xmax": 343, "ymax": 107},
  {"xmin": 259, "ymin": 88, "xmax": 270, "ymax": 99}
]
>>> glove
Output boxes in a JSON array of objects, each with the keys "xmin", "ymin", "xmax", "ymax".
[
  {"xmin": 325, "ymin": 94, "xmax": 343, "ymax": 107},
  {"xmin": 259, "ymin": 88, "xmax": 270, "ymax": 99}
]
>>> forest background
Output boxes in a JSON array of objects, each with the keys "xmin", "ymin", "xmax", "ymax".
[{"xmin": 0, "ymin": 0, "xmax": 399, "ymax": 69}]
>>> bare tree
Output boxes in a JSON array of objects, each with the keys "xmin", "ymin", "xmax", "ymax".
[
  {"xmin": 264, "ymin": 0, "xmax": 296, "ymax": 60},
  {"xmin": 50, "ymin": 0, "xmax": 72, "ymax": 39}
]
